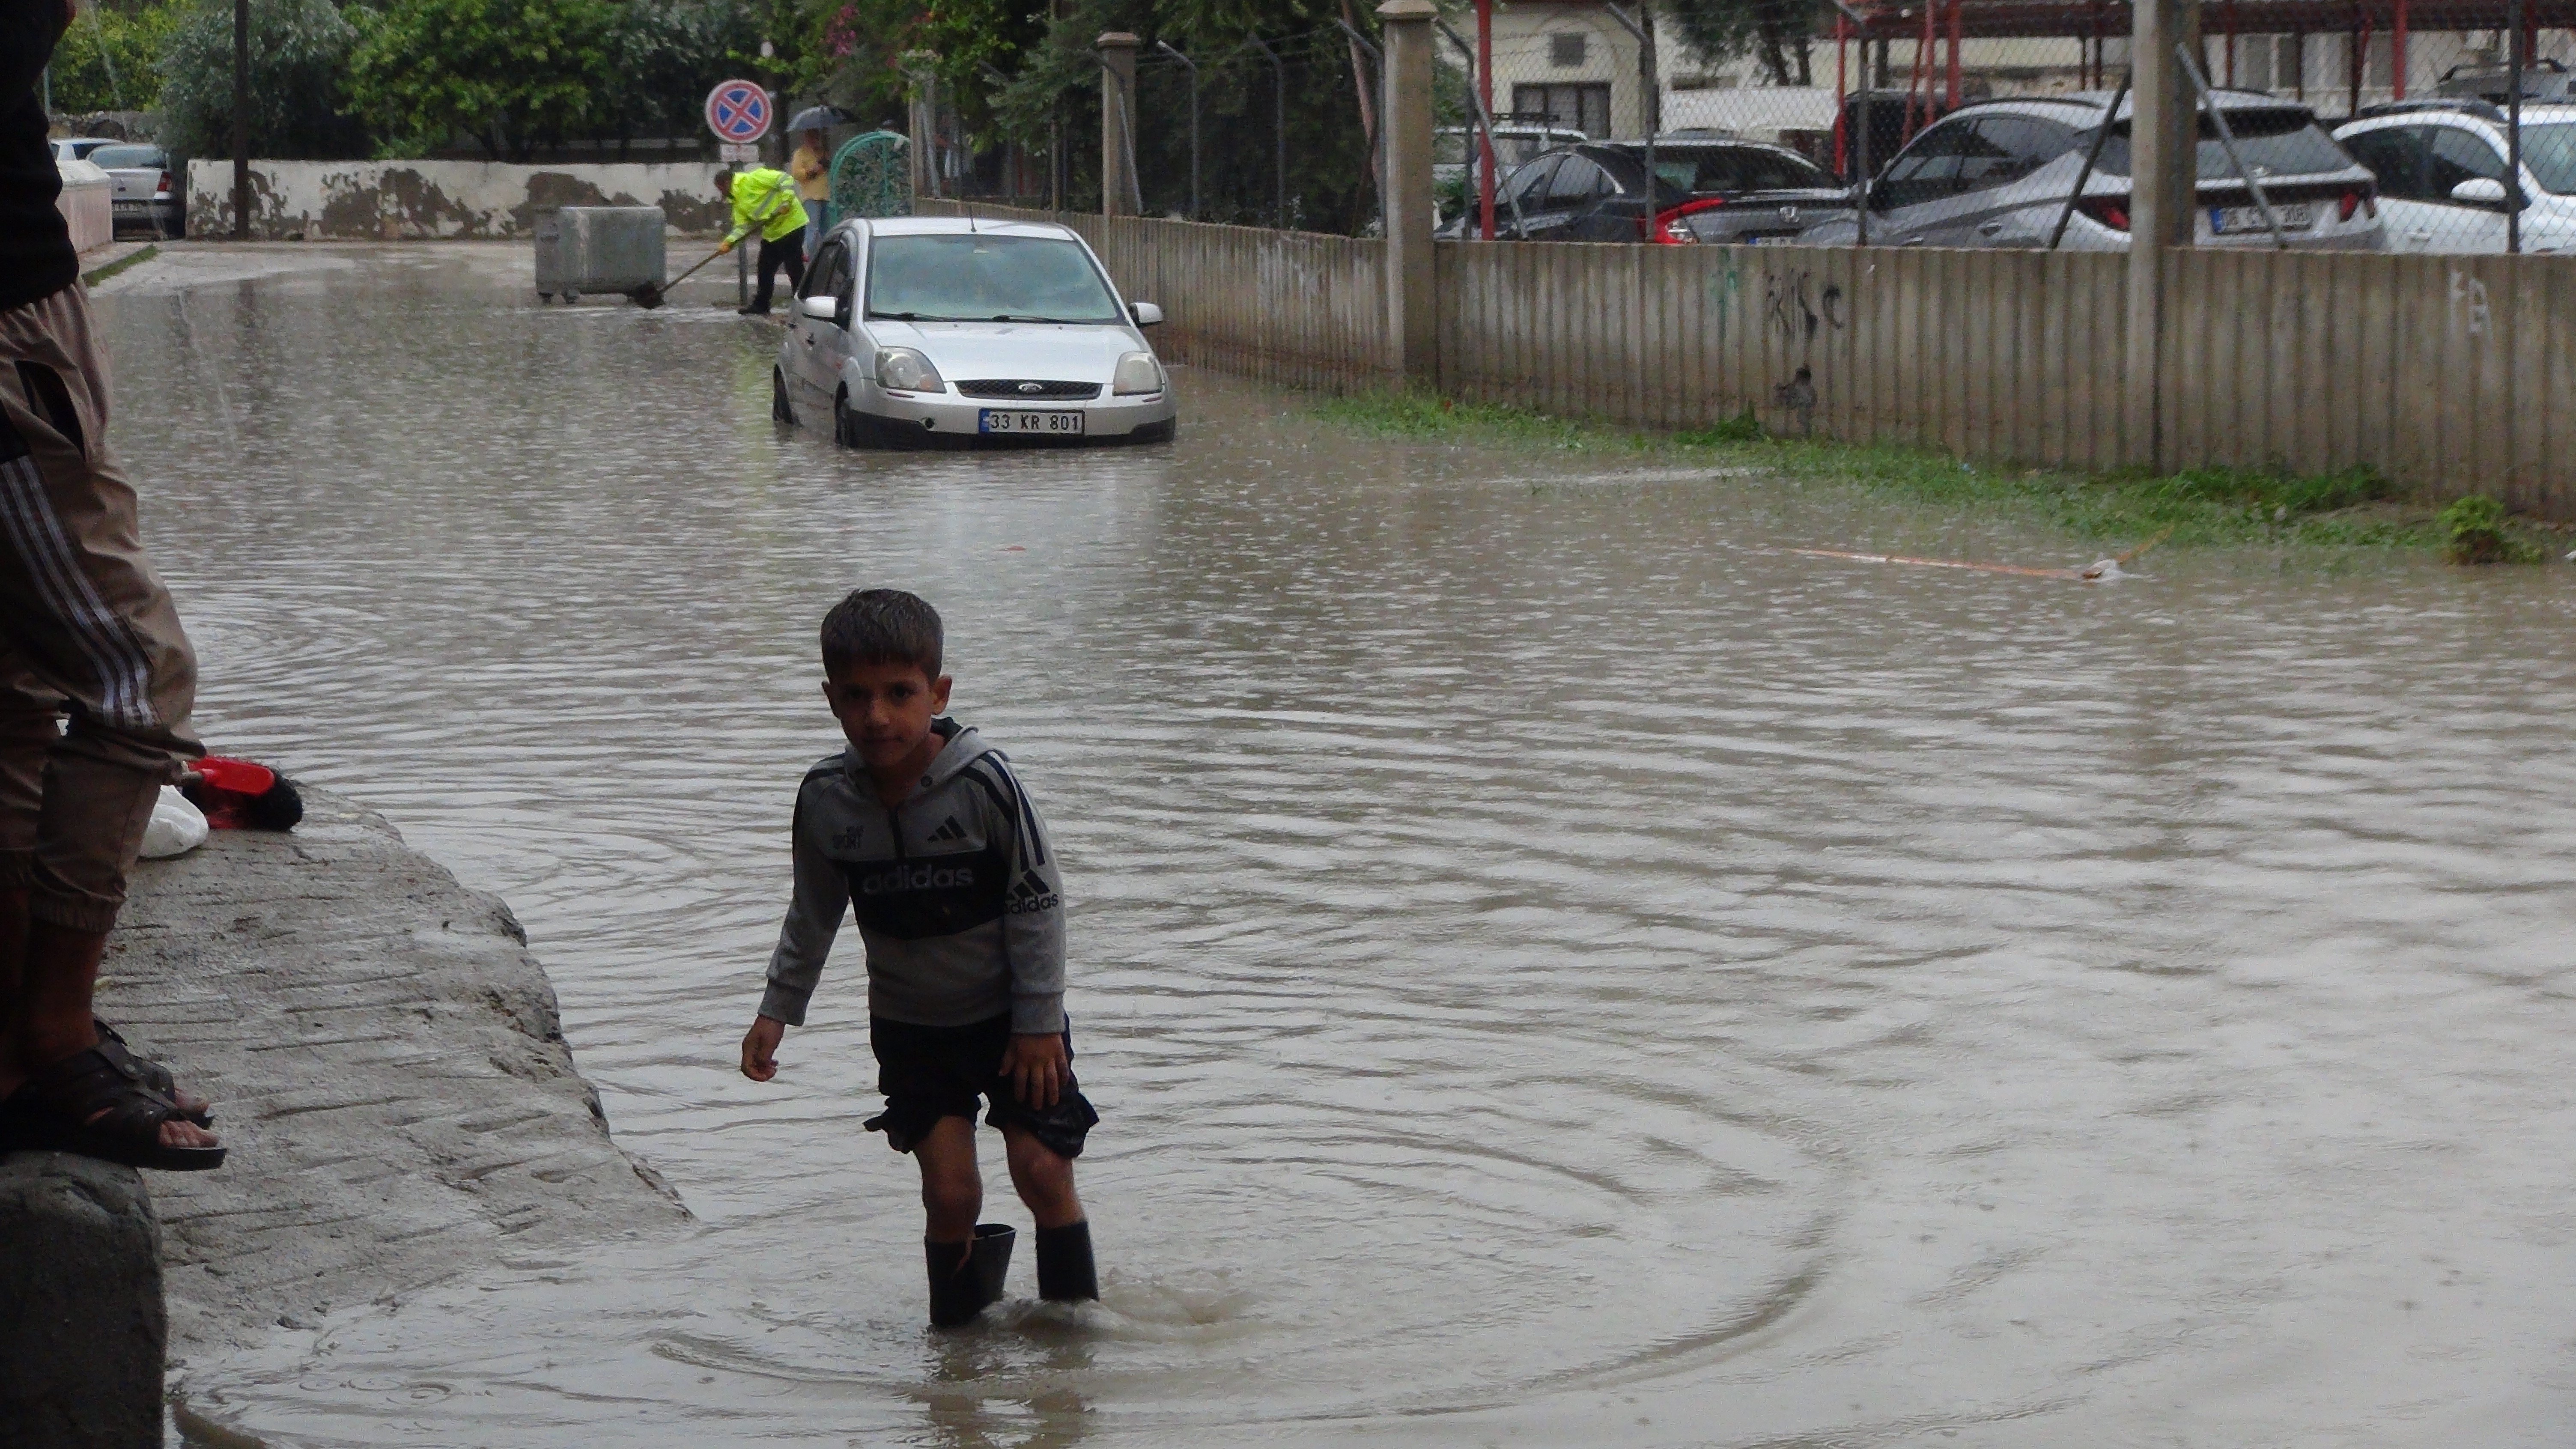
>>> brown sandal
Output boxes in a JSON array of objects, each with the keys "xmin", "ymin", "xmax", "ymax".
[
  {"xmin": 2, "ymin": 1046, "xmax": 226, "ymax": 1172},
  {"xmin": 92, "ymin": 1019, "xmax": 212, "ymax": 1126}
]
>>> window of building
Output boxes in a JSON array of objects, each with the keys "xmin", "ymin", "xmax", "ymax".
[
  {"xmin": 1550, "ymin": 32, "xmax": 1587, "ymax": 68},
  {"xmin": 1512, "ymin": 83, "xmax": 1612, "ymax": 140}
]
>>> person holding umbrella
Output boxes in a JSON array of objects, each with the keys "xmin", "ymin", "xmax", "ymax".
[
  {"xmin": 714, "ymin": 165, "xmax": 809, "ymax": 317},
  {"xmin": 787, "ymin": 106, "xmax": 846, "ymax": 265}
]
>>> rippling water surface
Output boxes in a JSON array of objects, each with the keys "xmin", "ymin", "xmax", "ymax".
[{"xmin": 96, "ymin": 245, "xmax": 2576, "ymax": 1447}]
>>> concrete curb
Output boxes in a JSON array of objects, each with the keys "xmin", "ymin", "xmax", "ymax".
[{"xmin": 80, "ymin": 242, "xmax": 158, "ymax": 289}]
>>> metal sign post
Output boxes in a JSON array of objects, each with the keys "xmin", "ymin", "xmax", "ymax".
[{"xmin": 706, "ymin": 80, "xmax": 773, "ymax": 310}]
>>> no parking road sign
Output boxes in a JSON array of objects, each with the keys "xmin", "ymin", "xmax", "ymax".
[{"xmin": 705, "ymin": 80, "xmax": 773, "ymax": 144}]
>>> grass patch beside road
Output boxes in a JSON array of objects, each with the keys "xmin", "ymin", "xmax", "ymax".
[{"xmin": 1314, "ymin": 391, "xmax": 2502, "ymax": 552}]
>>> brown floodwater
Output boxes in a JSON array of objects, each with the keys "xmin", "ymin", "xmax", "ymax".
[{"xmin": 97, "ymin": 244, "xmax": 2576, "ymax": 1448}]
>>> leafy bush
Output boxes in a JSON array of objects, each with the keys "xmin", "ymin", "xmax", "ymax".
[{"xmin": 2437, "ymin": 494, "xmax": 2541, "ymax": 564}]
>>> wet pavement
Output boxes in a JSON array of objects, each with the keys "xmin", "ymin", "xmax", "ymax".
[{"xmin": 96, "ymin": 244, "xmax": 2576, "ymax": 1447}]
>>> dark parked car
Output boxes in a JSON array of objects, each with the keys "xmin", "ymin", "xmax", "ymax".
[
  {"xmin": 1442, "ymin": 138, "xmax": 1854, "ymax": 245},
  {"xmin": 1607, "ymin": 139, "xmax": 1857, "ymax": 244}
]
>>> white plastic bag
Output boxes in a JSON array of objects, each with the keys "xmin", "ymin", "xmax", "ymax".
[{"xmin": 140, "ymin": 785, "xmax": 208, "ymax": 859}]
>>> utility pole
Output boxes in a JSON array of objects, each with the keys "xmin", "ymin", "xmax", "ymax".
[
  {"xmin": 232, "ymin": 0, "xmax": 249, "ymax": 239},
  {"xmin": 1475, "ymin": 0, "xmax": 1494, "ymax": 239},
  {"xmin": 2125, "ymin": 0, "xmax": 2200, "ymax": 470},
  {"xmin": 1098, "ymin": 34, "xmax": 1139, "ymax": 216},
  {"xmin": 1155, "ymin": 41, "xmax": 1200, "ymax": 218},
  {"xmin": 1249, "ymin": 35, "xmax": 1286, "ymax": 226},
  {"xmin": 1378, "ymin": 0, "xmax": 1435, "ymax": 381}
]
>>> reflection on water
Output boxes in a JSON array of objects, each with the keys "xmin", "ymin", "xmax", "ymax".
[{"xmin": 101, "ymin": 245, "xmax": 2576, "ymax": 1448}]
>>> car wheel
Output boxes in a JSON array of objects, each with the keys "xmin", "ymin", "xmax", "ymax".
[
  {"xmin": 772, "ymin": 369, "xmax": 795, "ymax": 425},
  {"xmin": 832, "ymin": 391, "xmax": 870, "ymax": 448}
]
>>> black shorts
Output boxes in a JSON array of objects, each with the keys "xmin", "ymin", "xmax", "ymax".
[{"xmin": 864, "ymin": 1013, "xmax": 1099, "ymax": 1160}]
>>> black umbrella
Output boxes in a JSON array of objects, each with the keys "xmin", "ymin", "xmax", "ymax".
[{"xmin": 785, "ymin": 105, "xmax": 853, "ymax": 134}]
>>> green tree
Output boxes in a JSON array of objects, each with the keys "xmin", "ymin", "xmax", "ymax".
[
  {"xmin": 594, "ymin": 0, "xmax": 764, "ymax": 149},
  {"xmin": 1661, "ymin": 0, "xmax": 1814, "ymax": 87},
  {"xmin": 157, "ymin": 0, "xmax": 370, "ymax": 158},
  {"xmin": 346, "ymin": 0, "xmax": 619, "ymax": 160},
  {"xmin": 48, "ymin": 3, "xmax": 181, "ymax": 116}
]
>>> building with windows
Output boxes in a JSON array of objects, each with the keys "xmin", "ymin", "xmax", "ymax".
[{"xmin": 1479, "ymin": 0, "xmax": 1650, "ymax": 139}]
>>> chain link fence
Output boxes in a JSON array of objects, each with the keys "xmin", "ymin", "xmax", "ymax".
[{"xmin": 912, "ymin": 1, "xmax": 2574, "ymax": 255}]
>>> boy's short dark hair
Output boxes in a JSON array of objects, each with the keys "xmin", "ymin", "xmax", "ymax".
[
  {"xmin": 713, "ymin": 168, "xmax": 735, "ymax": 194},
  {"xmin": 821, "ymin": 589, "xmax": 943, "ymax": 679}
]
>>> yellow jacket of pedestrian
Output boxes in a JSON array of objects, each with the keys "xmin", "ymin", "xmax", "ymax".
[
  {"xmin": 790, "ymin": 141, "xmax": 832, "ymax": 202},
  {"xmin": 725, "ymin": 167, "xmax": 809, "ymax": 244}
]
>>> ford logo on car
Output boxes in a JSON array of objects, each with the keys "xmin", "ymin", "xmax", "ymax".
[{"xmin": 1018, "ymin": 382, "xmax": 1044, "ymax": 394}]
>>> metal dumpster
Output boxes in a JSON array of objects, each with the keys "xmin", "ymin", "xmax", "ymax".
[{"xmin": 534, "ymin": 206, "xmax": 666, "ymax": 302}]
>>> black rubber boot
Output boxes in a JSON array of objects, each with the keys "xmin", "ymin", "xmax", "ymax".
[
  {"xmin": 927, "ymin": 1224, "xmax": 1016, "ymax": 1328},
  {"xmin": 970, "ymin": 1222, "xmax": 1015, "ymax": 1309},
  {"xmin": 1035, "ymin": 1220, "xmax": 1099, "ymax": 1302}
]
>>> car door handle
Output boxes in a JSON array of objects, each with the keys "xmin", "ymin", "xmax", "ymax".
[
  {"xmin": 1900, "ymin": 235, "xmax": 1927, "ymax": 246},
  {"xmin": 1978, "ymin": 221, "xmax": 2005, "ymax": 236}
]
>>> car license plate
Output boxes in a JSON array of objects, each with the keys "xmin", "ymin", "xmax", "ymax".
[
  {"xmin": 2213, "ymin": 203, "xmax": 2314, "ymax": 233},
  {"xmin": 111, "ymin": 200, "xmax": 144, "ymax": 212},
  {"xmin": 1747, "ymin": 233, "xmax": 1797, "ymax": 245},
  {"xmin": 977, "ymin": 409, "xmax": 1084, "ymax": 436}
]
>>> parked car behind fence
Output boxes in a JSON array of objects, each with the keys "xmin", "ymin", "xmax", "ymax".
[
  {"xmin": 1441, "ymin": 137, "xmax": 1857, "ymax": 245},
  {"xmin": 1794, "ymin": 91, "xmax": 2381, "ymax": 251},
  {"xmin": 2337, "ymin": 101, "xmax": 2576, "ymax": 253}
]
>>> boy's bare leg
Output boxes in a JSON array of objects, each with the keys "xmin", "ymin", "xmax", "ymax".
[
  {"xmin": 913, "ymin": 1114, "xmax": 984, "ymax": 1245},
  {"xmin": 1005, "ymin": 1126, "xmax": 1098, "ymax": 1302},
  {"xmin": 1001, "ymin": 1125, "xmax": 1085, "ymax": 1229}
]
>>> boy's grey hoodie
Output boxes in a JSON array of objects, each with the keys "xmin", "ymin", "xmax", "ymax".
[{"xmin": 760, "ymin": 720, "xmax": 1067, "ymax": 1033}]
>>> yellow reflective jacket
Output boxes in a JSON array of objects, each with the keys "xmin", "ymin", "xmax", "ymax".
[{"xmin": 726, "ymin": 167, "xmax": 809, "ymax": 244}]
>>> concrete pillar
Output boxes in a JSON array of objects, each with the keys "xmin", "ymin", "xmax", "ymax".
[
  {"xmin": 1379, "ymin": 0, "xmax": 1438, "ymax": 384},
  {"xmin": 1098, "ymin": 34, "xmax": 1140, "ymax": 217},
  {"xmin": 0, "ymin": 1154, "xmax": 165, "ymax": 1449},
  {"xmin": 2124, "ymin": 0, "xmax": 2200, "ymax": 470}
]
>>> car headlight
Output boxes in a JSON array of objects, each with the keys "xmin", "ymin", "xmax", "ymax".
[
  {"xmin": 876, "ymin": 347, "xmax": 945, "ymax": 393},
  {"xmin": 1112, "ymin": 351, "xmax": 1165, "ymax": 396}
]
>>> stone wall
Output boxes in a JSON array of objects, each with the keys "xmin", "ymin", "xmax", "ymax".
[{"xmin": 184, "ymin": 160, "xmax": 731, "ymax": 241}]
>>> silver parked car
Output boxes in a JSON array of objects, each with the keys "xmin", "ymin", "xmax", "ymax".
[
  {"xmin": 2336, "ymin": 101, "xmax": 2576, "ymax": 253},
  {"xmin": 774, "ymin": 216, "xmax": 1177, "ymax": 448},
  {"xmin": 83, "ymin": 143, "xmax": 183, "ymax": 239},
  {"xmin": 1795, "ymin": 92, "xmax": 2382, "ymax": 250}
]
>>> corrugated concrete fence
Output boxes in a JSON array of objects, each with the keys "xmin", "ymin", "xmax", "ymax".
[{"xmin": 919, "ymin": 202, "xmax": 2574, "ymax": 518}]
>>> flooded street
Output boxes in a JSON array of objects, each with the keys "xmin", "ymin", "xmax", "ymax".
[{"xmin": 99, "ymin": 244, "xmax": 2576, "ymax": 1447}]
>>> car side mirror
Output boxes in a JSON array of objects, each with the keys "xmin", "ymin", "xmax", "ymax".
[
  {"xmin": 799, "ymin": 294, "xmax": 840, "ymax": 321},
  {"xmin": 1129, "ymin": 301, "xmax": 1164, "ymax": 326},
  {"xmin": 2451, "ymin": 176, "xmax": 2510, "ymax": 208}
]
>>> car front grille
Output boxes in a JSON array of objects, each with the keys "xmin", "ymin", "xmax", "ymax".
[{"xmin": 955, "ymin": 379, "xmax": 1103, "ymax": 400}]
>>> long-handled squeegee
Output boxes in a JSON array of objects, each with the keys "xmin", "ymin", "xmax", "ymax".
[
  {"xmin": 630, "ymin": 244, "xmax": 727, "ymax": 310},
  {"xmin": 634, "ymin": 185, "xmax": 798, "ymax": 308}
]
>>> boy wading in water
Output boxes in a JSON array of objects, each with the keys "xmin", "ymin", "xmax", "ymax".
[{"xmin": 741, "ymin": 590, "xmax": 1100, "ymax": 1327}]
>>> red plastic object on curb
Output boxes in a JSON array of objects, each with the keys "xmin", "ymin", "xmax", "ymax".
[
  {"xmin": 186, "ymin": 755, "xmax": 300, "ymax": 831},
  {"xmin": 194, "ymin": 757, "xmax": 276, "ymax": 796}
]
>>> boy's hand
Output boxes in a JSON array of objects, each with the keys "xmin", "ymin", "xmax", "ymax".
[
  {"xmin": 741, "ymin": 1015, "xmax": 786, "ymax": 1081},
  {"xmin": 1002, "ymin": 1032, "xmax": 1068, "ymax": 1109}
]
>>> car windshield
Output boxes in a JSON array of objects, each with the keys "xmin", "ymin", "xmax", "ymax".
[
  {"xmin": 2093, "ymin": 108, "xmax": 2353, "ymax": 178},
  {"xmin": 864, "ymin": 233, "xmax": 1122, "ymax": 323},
  {"xmin": 2519, "ymin": 121, "xmax": 2576, "ymax": 192},
  {"xmin": 1644, "ymin": 146, "xmax": 1830, "ymax": 194},
  {"xmin": 88, "ymin": 146, "xmax": 164, "ymax": 169}
]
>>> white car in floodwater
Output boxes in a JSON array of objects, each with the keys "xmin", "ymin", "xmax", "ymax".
[{"xmin": 772, "ymin": 215, "xmax": 1177, "ymax": 447}]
